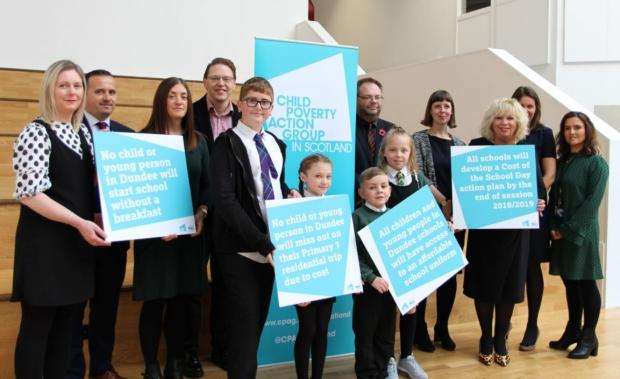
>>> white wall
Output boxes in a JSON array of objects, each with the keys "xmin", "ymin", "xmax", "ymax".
[
  {"xmin": 456, "ymin": 0, "xmax": 552, "ymax": 69},
  {"xmin": 554, "ymin": 0, "xmax": 620, "ymax": 110},
  {"xmin": 0, "ymin": 0, "xmax": 307, "ymax": 80},
  {"xmin": 313, "ymin": 0, "xmax": 457, "ymax": 72}
]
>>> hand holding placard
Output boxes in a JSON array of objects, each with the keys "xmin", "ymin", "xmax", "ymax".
[{"xmin": 358, "ymin": 186, "xmax": 467, "ymax": 314}]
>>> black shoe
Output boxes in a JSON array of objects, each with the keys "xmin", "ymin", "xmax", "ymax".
[
  {"xmin": 568, "ymin": 328, "xmax": 598, "ymax": 359},
  {"xmin": 434, "ymin": 325, "xmax": 456, "ymax": 351},
  {"xmin": 143, "ymin": 363, "xmax": 163, "ymax": 379},
  {"xmin": 549, "ymin": 323, "xmax": 582, "ymax": 350},
  {"xmin": 210, "ymin": 349, "xmax": 228, "ymax": 370},
  {"xmin": 519, "ymin": 326, "xmax": 539, "ymax": 351},
  {"xmin": 163, "ymin": 358, "xmax": 183, "ymax": 379},
  {"xmin": 183, "ymin": 352, "xmax": 204, "ymax": 378},
  {"xmin": 414, "ymin": 323, "xmax": 436, "ymax": 352}
]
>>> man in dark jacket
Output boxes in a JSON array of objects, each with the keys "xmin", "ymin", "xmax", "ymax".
[
  {"xmin": 193, "ymin": 57, "xmax": 241, "ymax": 153},
  {"xmin": 67, "ymin": 69, "xmax": 132, "ymax": 379},
  {"xmin": 355, "ymin": 78, "xmax": 394, "ymax": 182},
  {"xmin": 188, "ymin": 57, "xmax": 241, "ymax": 376}
]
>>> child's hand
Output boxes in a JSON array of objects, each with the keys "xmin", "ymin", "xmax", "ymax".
[
  {"xmin": 406, "ymin": 306, "xmax": 417, "ymax": 315},
  {"xmin": 537, "ymin": 199, "xmax": 546, "ymax": 215},
  {"xmin": 297, "ymin": 302, "xmax": 311, "ymax": 307},
  {"xmin": 551, "ymin": 230, "xmax": 563, "ymax": 240},
  {"xmin": 288, "ymin": 189, "xmax": 302, "ymax": 198},
  {"xmin": 371, "ymin": 277, "xmax": 389, "ymax": 293}
]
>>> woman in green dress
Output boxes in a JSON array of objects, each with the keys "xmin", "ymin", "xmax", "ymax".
[
  {"xmin": 549, "ymin": 111, "xmax": 608, "ymax": 359},
  {"xmin": 134, "ymin": 77, "xmax": 210, "ymax": 378}
]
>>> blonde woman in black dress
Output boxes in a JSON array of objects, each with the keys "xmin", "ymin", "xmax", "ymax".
[
  {"xmin": 11, "ymin": 60, "xmax": 108, "ymax": 378},
  {"xmin": 464, "ymin": 98, "xmax": 546, "ymax": 367}
]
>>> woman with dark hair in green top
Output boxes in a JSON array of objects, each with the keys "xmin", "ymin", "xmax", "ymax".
[{"xmin": 548, "ymin": 111, "xmax": 608, "ymax": 360}]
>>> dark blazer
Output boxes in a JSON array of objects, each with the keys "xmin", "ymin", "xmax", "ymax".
[
  {"xmin": 83, "ymin": 116, "xmax": 133, "ymax": 251},
  {"xmin": 355, "ymin": 114, "xmax": 394, "ymax": 178},
  {"xmin": 210, "ymin": 128, "xmax": 290, "ymax": 256},
  {"xmin": 193, "ymin": 95, "xmax": 241, "ymax": 154}
]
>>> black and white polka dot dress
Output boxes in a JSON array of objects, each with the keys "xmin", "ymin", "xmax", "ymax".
[{"xmin": 11, "ymin": 118, "xmax": 96, "ymax": 306}]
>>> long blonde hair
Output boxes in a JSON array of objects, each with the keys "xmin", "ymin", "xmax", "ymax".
[
  {"xmin": 39, "ymin": 60, "xmax": 86, "ymax": 131},
  {"xmin": 378, "ymin": 126, "xmax": 418, "ymax": 173}
]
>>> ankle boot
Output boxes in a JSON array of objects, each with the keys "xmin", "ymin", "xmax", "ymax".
[
  {"xmin": 549, "ymin": 323, "xmax": 581, "ymax": 350},
  {"xmin": 143, "ymin": 363, "xmax": 163, "ymax": 379},
  {"xmin": 568, "ymin": 328, "xmax": 598, "ymax": 359},
  {"xmin": 164, "ymin": 358, "xmax": 183, "ymax": 379}
]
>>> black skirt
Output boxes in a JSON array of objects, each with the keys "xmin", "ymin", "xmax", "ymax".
[{"xmin": 463, "ymin": 229, "xmax": 529, "ymax": 304}]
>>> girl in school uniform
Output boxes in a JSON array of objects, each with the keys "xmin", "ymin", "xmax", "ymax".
[
  {"xmin": 294, "ymin": 153, "xmax": 336, "ymax": 379},
  {"xmin": 377, "ymin": 126, "xmax": 447, "ymax": 379}
]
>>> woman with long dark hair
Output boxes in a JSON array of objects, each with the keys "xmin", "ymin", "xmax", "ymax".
[
  {"xmin": 548, "ymin": 111, "xmax": 608, "ymax": 359},
  {"xmin": 133, "ymin": 77, "xmax": 210, "ymax": 379},
  {"xmin": 511, "ymin": 86, "xmax": 556, "ymax": 351}
]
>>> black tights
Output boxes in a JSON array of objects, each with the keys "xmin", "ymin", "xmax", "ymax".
[
  {"xmin": 410, "ymin": 275, "xmax": 456, "ymax": 336},
  {"xmin": 474, "ymin": 301, "xmax": 515, "ymax": 355},
  {"xmin": 139, "ymin": 296, "xmax": 189, "ymax": 365},
  {"xmin": 524, "ymin": 259, "xmax": 544, "ymax": 337},
  {"xmin": 562, "ymin": 277, "xmax": 601, "ymax": 330},
  {"xmin": 15, "ymin": 302, "xmax": 80, "ymax": 379},
  {"xmin": 294, "ymin": 301, "xmax": 333, "ymax": 379}
]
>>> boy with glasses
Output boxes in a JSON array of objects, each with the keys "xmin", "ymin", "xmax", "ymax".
[{"xmin": 210, "ymin": 77, "xmax": 299, "ymax": 378}]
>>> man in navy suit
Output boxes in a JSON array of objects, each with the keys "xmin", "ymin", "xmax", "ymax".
[
  {"xmin": 67, "ymin": 70, "xmax": 132, "ymax": 379},
  {"xmin": 355, "ymin": 78, "xmax": 394, "ymax": 200}
]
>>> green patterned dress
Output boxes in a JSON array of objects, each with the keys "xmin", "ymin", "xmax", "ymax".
[{"xmin": 549, "ymin": 153, "xmax": 608, "ymax": 280}]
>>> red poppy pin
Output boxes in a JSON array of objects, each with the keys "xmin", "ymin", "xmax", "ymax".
[{"xmin": 378, "ymin": 128, "xmax": 386, "ymax": 137}]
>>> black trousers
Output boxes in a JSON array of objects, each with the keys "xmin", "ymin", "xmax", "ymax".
[
  {"xmin": 294, "ymin": 300, "xmax": 334, "ymax": 379},
  {"xmin": 15, "ymin": 302, "xmax": 80, "ymax": 379},
  {"xmin": 208, "ymin": 250, "xmax": 228, "ymax": 364},
  {"xmin": 219, "ymin": 253, "xmax": 274, "ymax": 379},
  {"xmin": 183, "ymin": 294, "xmax": 203, "ymax": 355},
  {"xmin": 353, "ymin": 285, "xmax": 396, "ymax": 379},
  {"xmin": 139, "ymin": 296, "xmax": 189, "ymax": 365},
  {"xmin": 67, "ymin": 248, "xmax": 126, "ymax": 377}
]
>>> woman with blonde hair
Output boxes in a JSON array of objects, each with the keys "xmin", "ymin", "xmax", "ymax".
[
  {"xmin": 463, "ymin": 98, "xmax": 546, "ymax": 367},
  {"xmin": 11, "ymin": 59, "xmax": 108, "ymax": 378}
]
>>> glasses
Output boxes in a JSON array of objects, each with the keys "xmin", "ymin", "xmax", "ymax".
[
  {"xmin": 358, "ymin": 95, "xmax": 384, "ymax": 101},
  {"xmin": 207, "ymin": 75, "xmax": 235, "ymax": 84},
  {"xmin": 243, "ymin": 97, "xmax": 273, "ymax": 109}
]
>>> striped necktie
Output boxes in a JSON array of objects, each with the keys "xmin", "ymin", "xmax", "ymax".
[
  {"xmin": 367, "ymin": 122, "xmax": 376, "ymax": 158},
  {"xmin": 253, "ymin": 132, "xmax": 277, "ymax": 200},
  {"xmin": 396, "ymin": 171, "xmax": 405, "ymax": 186}
]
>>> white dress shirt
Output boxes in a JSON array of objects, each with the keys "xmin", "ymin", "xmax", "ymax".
[{"xmin": 233, "ymin": 122, "xmax": 284, "ymax": 263}]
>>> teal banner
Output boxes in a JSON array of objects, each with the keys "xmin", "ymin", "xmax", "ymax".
[{"xmin": 254, "ymin": 38, "xmax": 359, "ymax": 365}]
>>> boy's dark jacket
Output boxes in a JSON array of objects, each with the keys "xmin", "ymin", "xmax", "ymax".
[{"xmin": 210, "ymin": 128, "xmax": 290, "ymax": 256}]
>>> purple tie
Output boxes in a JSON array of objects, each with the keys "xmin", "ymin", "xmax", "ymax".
[{"xmin": 253, "ymin": 132, "xmax": 278, "ymax": 200}]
